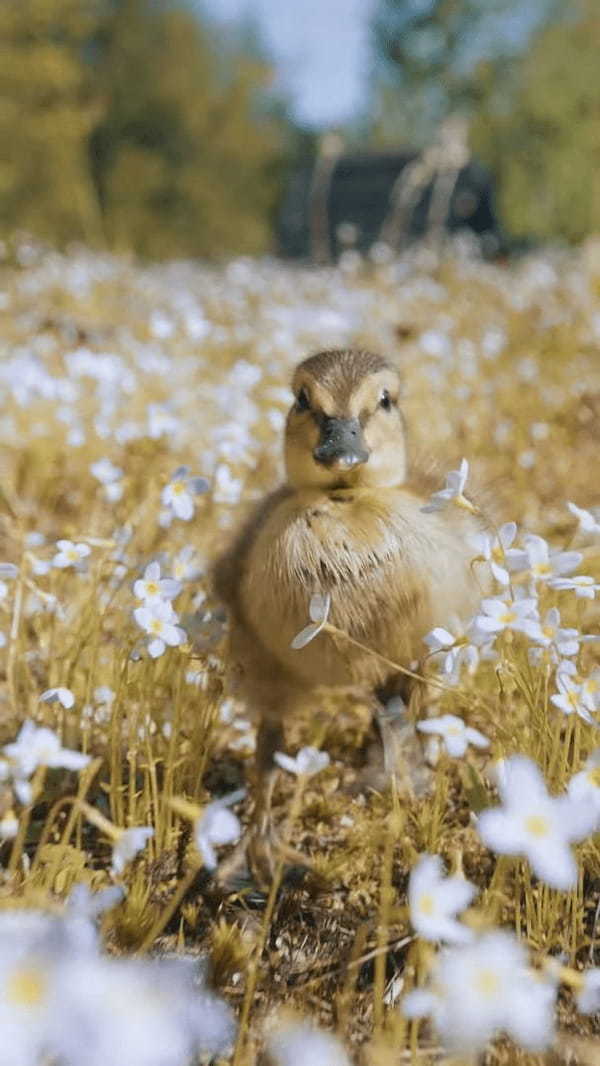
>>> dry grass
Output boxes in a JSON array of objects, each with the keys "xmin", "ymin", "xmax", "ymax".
[{"xmin": 1, "ymin": 235, "xmax": 600, "ymax": 1063}]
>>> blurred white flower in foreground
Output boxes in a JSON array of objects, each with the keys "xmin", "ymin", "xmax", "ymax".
[
  {"xmin": 194, "ymin": 791, "xmax": 243, "ymax": 870},
  {"xmin": 40, "ymin": 686, "xmax": 75, "ymax": 709},
  {"xmin": 567, "ymin": 501, "xmax": 600, "ymax": 536},
  {"xmin": 3, "ymin": 721, "xmax": 90, "ymax": 779},
  {"xmin": 577, "ymin": 969, "xmax": 600, "ymax": 1013},
  {"xmin": 470, "ymin": 521, "xmax": 517, "ymax": 585},
  {"xmin": 417, "ymin": 714, "xmax": 489, "ymax": 758},
  {"xmin": 421, "ymin": 458, "xmax": 475, "ymax": 513},
  {"xmin": 477, "ymin": 755, "xmax": 595, "ymax": 890},
  {"xmin": 265, "ymin": 1017, "xmax": 350, "ymax": 1066},
  {"xmin": 134, "ymin": 561, "xmax": 181, "ymax": 605},
  {"xmin": 291, "ymin": 593, "xmax": 331, "ymax": 649},
  {"xmin": 409, "ymin": 854, "xmax": 476, "ymax": 943},
  {"xmin": 111, "ymin": 827, "xmax": 154, "ymax": 875},
  {"xmin": 0, "ymin": 563, "xmax": 18, "ymax": 579},
  {"xmin": 568, "ymin": 750, "xmax": 600, "ymax": 822},
  {"xmin": 52, "ymin": 955, "xmax": 235, "ymax": 1066},
  {"xmin": 403, "ymin": 930, "xmax": 556, "ymax": 1053},
  {"xmin": 161, "ymin": 466, "xmax": 208, "ymax": 521},
  {"xmin": 134, "ymin": 601, "xmax": 186, "ymax": 659},
  {"xmin": 52, "ymin": 540, "xmax": 91, "ymax": 571},
  {"xmin": 274, "ymin": 746, "xmax": 330, "ymax": 777}
]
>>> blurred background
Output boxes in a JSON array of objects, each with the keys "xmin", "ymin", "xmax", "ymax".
[{"xmin": 0, "ymin": 0, "xmax": 597, "ymax": 262}]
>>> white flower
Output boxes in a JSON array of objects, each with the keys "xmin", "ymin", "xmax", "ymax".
[
  {"xmin": 274, "ymin": 746, "xmax": 330, "ymax": 777},
  {"xmin": 194, "ymin": 792, "xmax": 243, "ymax": 870},
  {"xmin": 161, "ymin": 466, "xmax": 208, "ymax": 522},
  {"xmin": 0, "ymin": 563, "xmax": 18, "ymax": 579},
  {"xmin": 171, "ymin": 545, "xmax": 203, "ymax": 583},
  {"xmin": 527, "ymin": 607, "xmax": 580, "ymax": 657},
  {"xmin": 3, "ymin": 721, "xmax": 91, "ymax": 778},
  {"xmin": 402, "ymin": 930, "xmax": 556, "ymax": 1052},
  {"xmin": 470, "ymin": 522, "xmax": 517, "ymax": 585},
  {"xmin": 134, "ymin": 601, "xmax": 186, "ymax": 659},
  {"xmin": 265, "ymin": 1019, "xmax": 350, "ymax": 1066},
  {"xmin": 0, "ymin": 810, "xmax": 18, "ymax": 840},
  {"xmin": 40, "ymin": 687, "xmax": 75, "ymax": 710},
  {"xmin": 52, "ymin": 540, "xmax": 91, "ymax": 570},
  {"xmin": 291, "ymin": 593, "xmax": 331, "ymax": 649},
  {"xmin": 417, "ymin": 714, "xmax": 489, "ymax": 758},
  {"xmin": 473, "ymin": 596, "xmax": 539, "ymax": 639},
  {"xmin": 580, "ymin": 669, "xmax": 600, "ymax": 712},
  {"xmin": 0, "ymin": 632, "xmax": 6, "ymax": 648},
  {"xmin": 577, "ymin": 969, "xmax": 600, "ymax": 1013},
  {"xmin": 134, "ymin": 561, "xmax": 181, "ymax": 604},
  {"xmin": 549, "ymin": 574, "xmax": 600, "ymax": 600},
  {"xmin": 51, "ymin": 955, "xmax": 235, "ymax": 1066},
  {"xmin": 506, "ymin": 534, "xmax": 581, "ymax": 584},
  {"xmin": 423, "ymin": 624, "xmax": 482, "ymax": 684},
  {"xmin": 90, "ymin": 457, "xmax": 123, "ymax": 485},
  {"xmin": 421, "ymin": 458, "xmax": 475, "ymax": 513},
  {"xmin": 568, "ymin": 502, "xmax": 600, "ymax": 536},
  {"xmin": 477, "ymin": 756, "xmax": 595, "ymax": 890},
  {"xmin": 550, "ymin": 675, "xmax": 594, "ymax": 724},
  {"xmin": 111, "ymin": 827, "xmax": 154, "ymax": 875},
  {"xmin": 409, "ymin": 854, "xmax": 476, "ymax": 943},
  {"xmin": 568, "ymin": 750, "xmax": 600, "ymax": 828}
]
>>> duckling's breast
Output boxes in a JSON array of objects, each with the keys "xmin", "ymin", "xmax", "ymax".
[{"xmin": 238, "ymin": 487, "xmax": 482, "ymax": 689}]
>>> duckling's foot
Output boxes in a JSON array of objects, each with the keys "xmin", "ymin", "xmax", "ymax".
[
  {"xmin": 216, "ymin": 820, "xmax": 311, "ymax": 891},
  {"xmin": 351, "ymin": 697, "xmax": 433, "ymax": 798}
]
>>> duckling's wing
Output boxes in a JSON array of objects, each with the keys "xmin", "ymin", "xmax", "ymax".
[{"xmin": 211, "ymin": 486, "xmax": 293, "ymax": 609}]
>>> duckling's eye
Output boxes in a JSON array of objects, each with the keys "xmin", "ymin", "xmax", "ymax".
[
  {"xmin": 296, "ymin": 387, "xmax": 311, "ymax": 412},
  {"xmin": 379, "ymin": 389, "xmax": 392, "ymax": 411}
]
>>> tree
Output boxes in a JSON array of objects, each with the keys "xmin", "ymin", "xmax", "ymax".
[
  {"xmin": 0, "ymin": 0, "xmax": 289, "ymax": 258},
  {"xmin": 0, "ymin": 0, "xmax": 104, "ymax": 245},
  {"xmin": 471, "ymin": 2, "xmax": 600, "ymax": 243},
  {"xmin": 370, "ymin": 0, "xmax": 559, "ymax": 147}
]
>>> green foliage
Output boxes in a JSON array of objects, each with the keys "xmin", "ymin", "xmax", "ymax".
[
  {"xmin": 0, "ymin": 0, "xmax": 104, "ymax": 245},
  {"xmin": 0, "ymin": 0, "xmax": 287, "ymax": 258},
  {"xmin": 471, "ymin": 3, "xmax": 600, "ymax": 244}
]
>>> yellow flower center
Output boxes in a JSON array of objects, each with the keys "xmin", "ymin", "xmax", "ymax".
[
  {"xmin": 542, "ymin": 626, "xmax": 556, "ymax": 639},
  {"xmin": 149, "ymin": 619, "xmax": 164, "ymax": 635},
  {"xmin": 447, "ymin": 726, "xmax": 462, "ymax": 737},
  {"xmin": 500, "ymin": 610, "xmax": 517, "ymax": 624},
  {"xmin": 584, "ymin": 679, "xmax": 599, "ymax": 695},
  {"xmin": 6, "ymin": 966, "xmax": 47, "ymax": 1007},
  {"xmin": 67, "ymin": 550, "xmax": 78, "ymax": 562},
  {"xmin": 419, "ymin": 892, "xmax": 436, "ymax": 916},
  {"xmin": 171, "ymin": 481, "xmax": 185, "ymax": 495},
  {"xmin": 524, "ymin": 814, "xmax": 550, "ymax": 837},
  {"xmin": 474, "ymin": 968, "xmax": 501, "ymax": 999},
  {"xmin": 533, "ymin": 563, "xmax": 552, "ymax": 576},
  {"xmin": 145, "ymin": 581, "xmax": 159, "ymax": 596}
]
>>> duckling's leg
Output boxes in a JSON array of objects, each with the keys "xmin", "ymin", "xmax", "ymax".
[
  {"xmin": 217, "ymin": 684, "xmax": 310, "ymax": 889},
  {"xmin": 359, "ymin": 674, "xmax": 431, "ymax": 797}
]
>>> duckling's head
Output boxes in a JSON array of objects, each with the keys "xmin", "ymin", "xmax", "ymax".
[{"xmin": 285, "ymin": 349, "xmax": 407, "ymax": 490}]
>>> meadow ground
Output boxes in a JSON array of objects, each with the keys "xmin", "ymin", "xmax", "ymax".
[{"xmin": 1, "ymin": 235, "xmax": 600, "ymax": 1065}]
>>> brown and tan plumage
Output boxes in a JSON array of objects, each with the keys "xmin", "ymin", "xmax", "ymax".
[{"xmin": 213, "ymin": 348, "xmax": 486, "ymax": 883}]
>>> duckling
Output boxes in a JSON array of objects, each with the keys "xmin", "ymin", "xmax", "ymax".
[{"xmin": 213, "ymin": 348, "xmax": 486, "ymax": 883}]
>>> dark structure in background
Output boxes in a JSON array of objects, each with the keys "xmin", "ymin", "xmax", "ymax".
[{"xmin": 278, "ymin": 148, "xmax": 503, "ymax": 262}]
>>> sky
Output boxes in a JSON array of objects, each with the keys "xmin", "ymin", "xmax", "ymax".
[{"xmin": 199, "ymin": 0, "xmax": 376, "ymax": 127}]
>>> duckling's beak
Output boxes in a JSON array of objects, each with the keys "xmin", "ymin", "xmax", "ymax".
[{"xmin": 313, "ymin": 416, "xmax": 369, "ymax": 469}]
